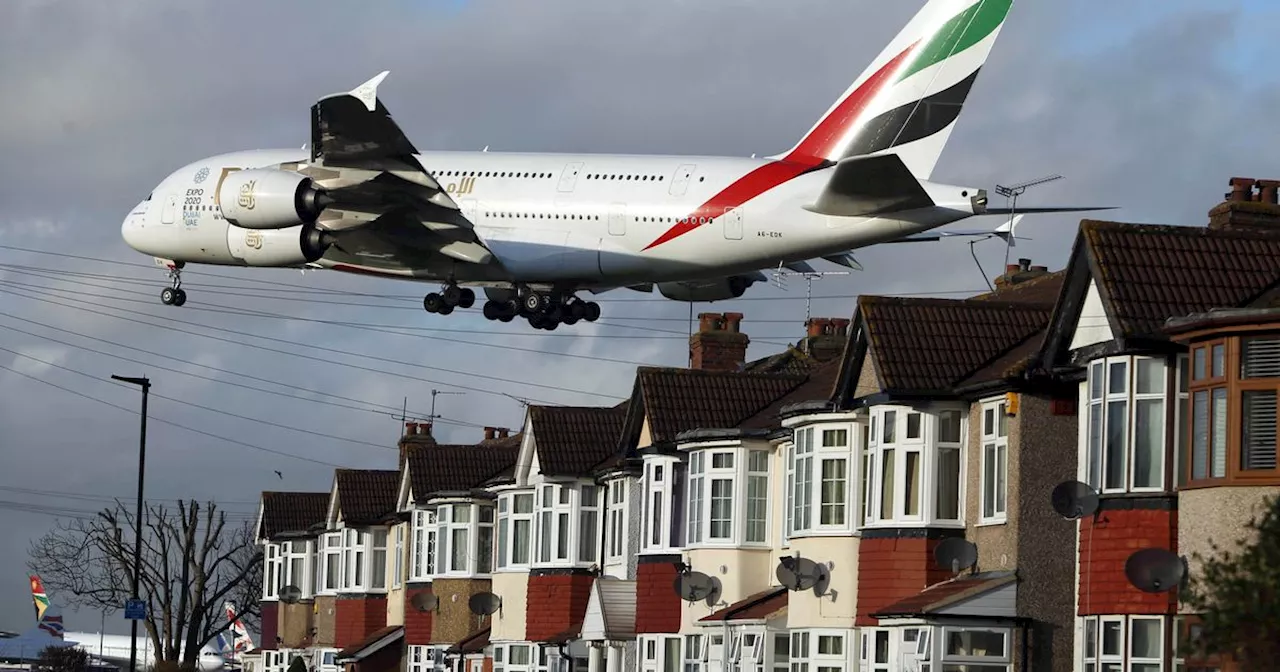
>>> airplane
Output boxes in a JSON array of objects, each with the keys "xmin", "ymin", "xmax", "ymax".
[
  {"xmin": 26, "ymin": 574, "xmax": 229, "ymax": 671},
  {"xmin": 120, "ymin": 0, "xmax": 1105, "ymax": 330}
]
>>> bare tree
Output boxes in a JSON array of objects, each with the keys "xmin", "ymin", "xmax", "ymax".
[{"xmin": 27, "ymin": 500, "xmax": 263, "ymax": 668}]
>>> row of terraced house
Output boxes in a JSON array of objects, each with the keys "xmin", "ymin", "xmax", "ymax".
[{"xmin": 249, "ymin": 178, "xmax": 1280, "ymax": 672}]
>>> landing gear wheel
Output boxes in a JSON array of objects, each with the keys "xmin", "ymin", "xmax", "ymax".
[
  {"xmin": 172, "ymin": 289, "xmax": 187, "ymax": 307},
  {"xmin": 161, "ymin": 287, "xmax": 178, "ymax": 305},
  {"xmin": 523, "ymin": 292, "xmax": 544, "ymax": 314},
  {"xmin": 438, "ymin": 304, "xmax": 454, "ymax": 315},
  {"xmin": 423, "ymin": 292, "xmax": 445, "ymax": 313},
  {"xmin": 457, "ymin": 288, "xmax": 476, "ymax": 309},
  {"xmin": 584, "ymin": 301, "xmax": 601, "ymax": 322},
  {"xmin": 483, "ymin": 300, "xmax": 500, "ymax": 320},
  {"xmin": 443, "ymin": 285, "xmax": 462, "ymax": 306}
]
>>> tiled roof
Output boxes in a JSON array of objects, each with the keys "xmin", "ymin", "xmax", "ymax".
[
  {"xmin": 447, "ymin": 627, "xmax": 491, "ymax": 655},
  {"xmin": 699, "ymin": 587, "xmax": 788, "ymax": 622},
  {"xmin": 529, "ymin": 404, "xmax": 629, "ymax": 475},
  {"xmin": 858, "ymin": 296, "xmax": 1052, "ymax": 395},
  {"xmin": 636, "ymin": 367, "xmax": 808, "ymax": 443},
  {"xmin": 954, "ymin": 329, "xmax": 1048, "ymax": 391},
  {"xmin": 335, "ymin": 625, "xmax": 402, "ymax": 662},
  {"xmin": 742, "ymin": 345, "xmax": 830, "ymax": 375},
  {"xmin": 333, "ymin": 469, "xmax": 400, "ymax": 526},
  {"xmin": 406, "ymin": 442, "xmax": 518, "ymax": 503},
  {"xmin": 741, "ymin": 359, "xmax": 843, "ymax": 429},
  {"xmin": 871, "ymin": 571, "xmax": 1017, "ymax": 618},
  {"xmin": 258, "ymin": 491, "xmax": 329, "ymax": 539},
  {"xmin": 1081, "ymin": 220, "xmax": 1280, "ymax": 339},
  {"xmin": 970, "ymin": 270, "xmax": 1066, "ymax": 306}
]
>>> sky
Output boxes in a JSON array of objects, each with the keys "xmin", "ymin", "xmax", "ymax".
[{"xmin": 2, "ymin": 0, "xmax": 1279, "ymax": 635}]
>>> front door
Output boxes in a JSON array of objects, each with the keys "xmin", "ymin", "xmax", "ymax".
[
  {"xmin": 722, "ymin": 206, "xmax": 743, "ymax": 240},
  {"xmin": 670, "ymin": 164, "xmax": 696, "ymax": 196},
  {"xmin": 608, "ymin": 203, "xmax": 627, "ymax": 236},
  {"xmin": 558, "ymin": 162, "xmax": 584, "ymax": 192}
]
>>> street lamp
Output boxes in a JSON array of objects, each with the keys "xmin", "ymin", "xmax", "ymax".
[{"xmin": 112, "ymin": 374, "xmax": 150, "ymax": 672}]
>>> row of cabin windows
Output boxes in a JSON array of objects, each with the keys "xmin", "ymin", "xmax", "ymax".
[
  {"xmin": 437, "ymin": 169, "xmax": 707, "ymax": 183},
  {"xmin": 483, "ymin": 211, "xmax": 716, "ymax": 225}
]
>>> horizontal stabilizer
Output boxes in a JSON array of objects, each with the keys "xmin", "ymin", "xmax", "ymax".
[
  {"xmin": 822, "ymin": 253, "xmax": 863, "ymax": 271},
  {"xmin": 784, "ymin": 261, "xmax": 817, "ymax": 273},
  {"xmin": 803, "ymin": 153, "xmax": 934, "ymax": 217},
  {"xmin": 982, "ymin": 206, "xmax": 1116, "ymax": 215}
]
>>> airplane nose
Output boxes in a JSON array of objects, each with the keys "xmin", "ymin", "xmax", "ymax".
[{"xmin": 121, "ymin": 203, "xmax": 146, "ymax": 252}]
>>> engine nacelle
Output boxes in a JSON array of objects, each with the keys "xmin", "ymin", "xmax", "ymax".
[
  {"xmin": 219, "ymin": 169, "xmax": 330, "ymax": 230},
  {"xmin": 227, "ymin": 224, "xmax": 333, "ymax": 267},
  {"xmin": 658, "ymin": 275, "xmax": 757, "ymax": 302}
]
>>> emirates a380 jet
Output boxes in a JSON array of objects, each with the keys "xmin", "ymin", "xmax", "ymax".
[{"xmin": 121, "ymin": 0, "xmax": 1101, "ymax": 329}]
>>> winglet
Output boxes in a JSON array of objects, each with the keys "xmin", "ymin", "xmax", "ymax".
[{"xmin": 350, "ymin": 71, "xmax": 390, "ymax": 112}]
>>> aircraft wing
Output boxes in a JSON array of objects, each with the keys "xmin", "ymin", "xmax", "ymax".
[{"xmin": 304, "ymin": 71, "xmax": 497, "ymax": 268}]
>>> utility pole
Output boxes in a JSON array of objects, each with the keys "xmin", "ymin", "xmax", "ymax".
[{"xmin": 111, "ymin": 374, "xmax": 150, "ymax": 672}]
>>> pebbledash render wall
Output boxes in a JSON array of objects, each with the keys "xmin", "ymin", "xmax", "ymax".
[{"xmin": 1077, "ymin": 503, "xmax": 1178, "ymax": 616}]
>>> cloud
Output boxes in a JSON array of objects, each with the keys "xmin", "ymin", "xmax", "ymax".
[{"xmin": 2, "ymin": 0, "xmax": 1277, "ymax": 633}]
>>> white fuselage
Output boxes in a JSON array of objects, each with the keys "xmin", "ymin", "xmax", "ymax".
[
  {"xmin": 64, "ymin": 630, "xmax": 225, "ymax": 671},
  {"xmin": 121, "ymin": 148, "xmax": 979, "ymax": 291}
]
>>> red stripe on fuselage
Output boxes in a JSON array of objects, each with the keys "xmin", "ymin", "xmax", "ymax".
[{"xmin": 641, "ymin": 42, "xmax": 918, "ymax": 252}]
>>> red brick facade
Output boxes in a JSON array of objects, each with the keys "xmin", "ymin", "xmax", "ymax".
[
  {"xmin": 525, "ymin": 572, "xmax": 594, "ymax": 642},
  {"xmin": 857, "ymin": 534, "xmax": 954, "ymax": 626},
  {"xmin": 404, "ymin": 586, "xmax": 435, "ymax": 646},
  {"xmin": 260, "ymin": 601, "xmax": 279, "ymax": 650},
  {"xmin": 634, "ymin": 558, "xmax": 683, "ymax": 634},
  {"xmin": 1078, "ymin": 505, "xmax": 1178, "ymax": 615},
  {"xmin": 335, "ymin": 596, "xmax": 389, "ymax": 649}
]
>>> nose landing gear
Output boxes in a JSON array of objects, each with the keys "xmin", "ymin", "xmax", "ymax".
[{"xmin": 159, "ymin": 267, "xmax": 187, "ymax": 306}]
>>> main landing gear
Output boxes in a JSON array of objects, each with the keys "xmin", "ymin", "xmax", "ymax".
[
  {"xmin": 422, "ymin": 283, "xmax": 476, "ymax": 315},
  {"xmin": 478, "ymin": 288, "xmax": 601, "ymax": 330},
  {"xmin": 159, "ymin": 266, "xmax": 187, "ymax": 306}
]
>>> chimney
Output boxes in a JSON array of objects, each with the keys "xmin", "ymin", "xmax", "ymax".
[
  {"xmin": 497, "ymin": 428, "xmax": 510, "ymax": 439},
  {"xmin": 993, "ymin": 258, "xmax": 1051, "ymax": 289},
  {"xmin": 689, "ymin": 312, "xmax": 749, "ymax": 372},
  {"xmin": 398, "ymin": 421, "xmax": 436, "ymax": 469},
  {"xmin": 798, "ymin": 317, "xmax": 849, "ymax": 362},
  {"xmin": 1209, "ymin": 176, "xmax": 1280, "ymax": 231},
  {"xmin": 483, "ymin": 427, "xmax": 497, "ymax": 441}
]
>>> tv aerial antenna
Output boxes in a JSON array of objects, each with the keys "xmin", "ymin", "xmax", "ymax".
[{"xmin": 768, "ymin": 265, "xmax": 851, "ymax": 323}]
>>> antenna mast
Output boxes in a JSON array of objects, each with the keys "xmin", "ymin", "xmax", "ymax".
[
  {"xmin": 994, "ymin": 174, "xmax": 1062, "ymax": 268},
  {"xmin": 769, "ymin": 267, "xmax": 851, "ymax": 341}
]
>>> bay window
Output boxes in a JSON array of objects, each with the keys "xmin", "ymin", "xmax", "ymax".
[
  {"xmin": 341, "ymin": 528, "xmax": 367, "ymax": 591},
  {"xmin": 1080, "ymin": 615, "xmax": 1167, "ymax": 671},
  {"xmin": 409, "ymin": 509, "xmax": 437, "ymax": 582},
  {"xmin": 392, "ymin": 525, "xmax": 403, "ymax": 589},
  {"xmin": 981, "ymin": 400, "xmax": 1008, "ymax": 523},
  {"xmin": 497, "ymin": 491, "xmax": 534, "ymax": 569},
  {"xmin": 1085, "ymin": 355, "xmax": 1179, "ymax": 493},
  {"xmin": 605, "ymin": 479, "xmax": 629, "ymax": 565},
  {"xmin": 865, "ymin": 406, "xmax": 964, "ymax": 528},
  {"xmin": 578, "ymin": 485, "xmax": 599, "ymax": 563},
  {"xmin": 319, "ymin": 532, "xmax": 342, "ymax": 593},
  {"xmin": 531, "ymin": 482, "xmax": 601, "ymax": 567},
  {"xmin": 370, "ymin": 530, "xmax": 387, "ymax": 590},
  {"xmin": 263, "ymin": 543, "xmax": 282, "ymax": 599},
  {"xmin": 686, "ymin": 445, "xmax": 772, "ymax": 546},
  {"xmin": 641, "ymin": 457, "xmax": 685, "ymax": 552},
  {"xmin": 1184, "ymin": 335, "xmax": 1280, "ymax": 485},
  {"xmin": 282, "ymin": 540, "xmax": 311, "ymax": 596},
  {"xmin": 433, "ymin": 502, "xmax": 495, "ymax": 576},
  {"xmin": 787, "ymin": 423, "xmax": 856, "ymax": 537}
]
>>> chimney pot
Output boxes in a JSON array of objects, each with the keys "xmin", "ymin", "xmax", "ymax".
[
  {"xmin": 1228, "ymin": 177, "xmax": 1255, "ymax": 202},
  {"xmin": 723, "ymin": 312, "xmax": 744, "ymax": 333},
  {"xmin": 830, "ymin": 318, "xmax": 851, "ymax": 336},
  {"xmin": 483, "ymin": 427, "xmax": 496, "ymax": 441},
  {"xmin": 405, "ymin": 422, "xmax": 417, "ymax": 436},
  {"xmin": 421, "ymin": 422, "xmax": 432, "ymax": 436},
  {"xmin": 1005, "ymin": 264, "xmax": 1020, "ymax": 273},
  {"xmin": 698, "ymin": 312, "xmax": 723, "ymax": 333},
  {"xmin": 805, "ymin": 318, "xmax": 830, "ymax": 338},
  {"xmin": 1259, "ymin": 179, "xmax": 1280, "ymax": 205},
  {"xmin": 1018, "ymin": 258, "xmax": 1031, "ymax": 271}
]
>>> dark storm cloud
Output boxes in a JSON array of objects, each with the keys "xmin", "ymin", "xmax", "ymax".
[{"xmin": 0, "ymin": 0, "xmax": 1272, "ymax": 632}]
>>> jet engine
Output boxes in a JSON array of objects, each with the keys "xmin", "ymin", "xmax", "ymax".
[
  {"xmin": 227, "ymin": 224, "xmax": 334, "ymax": 267},
  {"xmin": 218, "ymin": 169, "xmax": 331, "ymax": 230},
  {"xmin": 657, "ymin": 274, "xmax": 760, "ymax": 302}
]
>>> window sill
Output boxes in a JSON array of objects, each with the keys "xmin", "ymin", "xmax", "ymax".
[
  {"xmin": 685, "ymin": 542, "xmax": 776, "ymax": 551},
  {"xmin": 494, "ymin": 567, "xmax": 532, "ymax": 574},
  {"xmin": 859, "ymin": 520, "xmax": 965, "ymax": 531},
  {"xmin": 976, "ymin": 519, "xmax": 1007, "ymax": 528},
  {"xmin": 786, "ymin": 529, "xmax": 860, "ymax": 540}
]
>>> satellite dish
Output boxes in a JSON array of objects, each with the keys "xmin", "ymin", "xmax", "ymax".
[
  {"xmin": 775, "ymin": 556, "xmax": 830, "ymax": 594},
  {"xmin": 1050, "ymin": 480, "xmax": 1100, "ymax": 520},
  {"xmin": 934, "ymin": 538, "xmax": 978, "ymax": 574},
  {"xmin": 672, "ymin": 571, "xmax": 718, "ymax": 603},
  {"xmin": 703, "ymin": 576, "xmax": 723, "ymax": 608},
  {"xmin": 1124, "ymin": 548, "xmax": 1187, "ymax": 593},
  {"xmin": 410, "ymin": 592, "xmax": 438, "ymax": 612},
  {"xmin": 280, "ymin": 585, "xmax": 302, "ymax": 604},
  {"xmin": 468, "ymin": 592, "xmax": 502, "ymax": 616}
]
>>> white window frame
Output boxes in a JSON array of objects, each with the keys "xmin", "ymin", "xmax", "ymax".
[
  {"xmin": 578, "ymin": 484, "xmax": 600, "ymax": 564},
  {"xmin": 641, "ymin": 456, "xmax": 683, "ymax": 553},
  {"xmin": 531, "ymin": 482, "xmax": 598, "ymax": 568},
  {"xmin": 1085, "ymin": 356, "xmax": 1173, "ymax": 495},
  {"xmin": 282, "ymin": 540, "xmax": 312, "ymax": 597},
  {"xmin": 683, "ymin": 633, "xmax": 706, "ymax": 672},
  {"xmin": 640, "ymin": 635, "xmax": 682, "ymax": 672},
  {"xmin": 315, "ymin": 648, "xmax": 339, "ymax": 672},
  {"xmin": 863, "ymin": 406, "xmax": 965, "ymax": 529},
  {"xmin": 392, "ymin": 524, "xmax": 403, "ymax": 589},
  {"xmin": 433, "ymin": 501, "xmax": 495, "ymax": 577},
  {"xmin": 498, "ymin": 491, "xmax": 535, "ymax": 569},
  {"xmin": 788, "ymin": 422, "xmax": 859, "ymax": 538},
  {"xmin": 262, "ymin": 542, "xmax": 282, "ymax": 600},
  {"xmin": 318, "ymin": 531, "xmax": 342, "ymax": 594},
  {"xmin": 409, "ymin": 509, "xmax": 437, "ymax": 582},
  {"xmin": 1173, "ymin": 355, "xmax": 1190, "ymax": 488},
  {"xmin": 605, "ymin": 478, "xmax": 629, "ymax": 567},
  {"xmin": 1079, "ymin": 615, "xmax": 1167, "ymax": 672},
  {"xmin": 339, "ymin": 527, "xmax": 385, "ymax": 593},
  {"xmin": 939, "ymin": 626, "xmax": 1010, "ymax": 670},
  {"xmin": 980, "ymin": 399, "xmax": 1009, "ymax": 524},
  {"xmin": 370, "ymin": 528, "xmax": 388, "ymax": 591},
  {"xmin": 746, "ymin": 449, "xmax": 770, "ymax": 543}
]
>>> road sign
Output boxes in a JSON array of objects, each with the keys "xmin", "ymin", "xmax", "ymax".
[{"xmin": 124, "ymin": 599, "xmax": 146, "ymax": 620}]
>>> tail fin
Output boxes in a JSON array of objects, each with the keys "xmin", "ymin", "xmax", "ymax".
[
  {"xmin": 30, "ymin": 575, "xmax": 65, "ymax": 639},
  {"xmin": 30, "ymin": 574, "xmax": 50, "ymax": 623},
  {"xmin": 778, "ymin": 0, "xmax": 1014, "ymax": 179}
]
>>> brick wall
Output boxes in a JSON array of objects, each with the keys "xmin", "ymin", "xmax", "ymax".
[
  {"xmin": 260, "ymin": 601, "xmax": 279, "ymax": 650},
  {"xmin": 857, "ymin": 533, "xmax": 956, "ymax": 626},
  {"xmin": 1078, "ymin": 502, "xmax": 1178, "ymax": 616},
  {"xmin": 634, "ymin": 557, "xmax": 682, "ymax": 634},
  {"xmin": 403, "ymin": 585, "xmax": 435, "ymax": 646},
  {"xmin": 335, "ymin": 596, "xmax": 389, "ymax": 649},
  {"xmin": 525, "ymin": 571, "xmax": 594, "ymax": 642}
]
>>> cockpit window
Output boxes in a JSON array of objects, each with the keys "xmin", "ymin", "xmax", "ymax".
[{"xmin": 146, "ymin": 193, "xmax": 152, "ymax": 201}]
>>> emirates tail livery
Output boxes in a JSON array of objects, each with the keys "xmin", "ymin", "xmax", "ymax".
[{"xmin": 121, "ymin": 0, "xmax": 1102, "ymax": 329}]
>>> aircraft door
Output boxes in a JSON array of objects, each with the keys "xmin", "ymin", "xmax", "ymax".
[
  {"xmin": 722, "ymin": 206, "xmax": 742, "ymax": 240},
  {"xmin": 670, "ymin": 164, "xmax": 696, "ymax": 196},
  {"xmin": 557, "ymin": 162, "xmax": 584, "ymax": 192},
  {"xmin": 162, "ymin": 194, "xmax": 177, "ymax": 224},
  {"xmin": 608, "ymin": 203, "xmax": 627, "ymax": 236}
]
